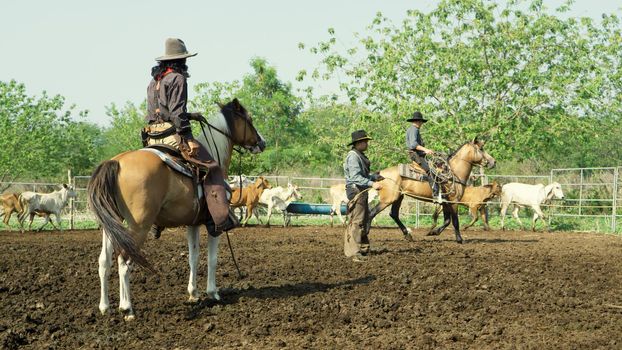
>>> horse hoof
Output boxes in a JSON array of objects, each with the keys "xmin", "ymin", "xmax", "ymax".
[
  {"xmin": 120, "ymin": 308, "xmax": 135, "ymax": 321},
  {"xmin": 456, "ymin": 239, "xmax": 463, "ymax": 244},
  {"xmin": 99, "ymin": 306, "xmax": 109, "ymax": 315},
  {"xmin": 206, "ymin": 291, "xmax": 221, "ymax": 301},
  {"xmin": 188, "ymin": 295, "xmax": 199, "ymax": 303},
  {"xmin": 404, "ymin": 233, "xmax": 414, "ymax": 242}
]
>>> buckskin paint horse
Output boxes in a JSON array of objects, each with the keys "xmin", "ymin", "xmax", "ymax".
[
  {"xmin": 369, "ymin": 138, "xmax": 496, "ymax": 243},
  {"xmin": 88, "ymin": 99, "xmax": 265, "ymax": 320}
]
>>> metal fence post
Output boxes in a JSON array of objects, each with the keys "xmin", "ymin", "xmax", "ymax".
[
  {"xmin": 613, "ymin": 167, "xmax": 618, "ymax": 233},
  {"xmin": 68, "ymin": 169, "xmax": 74, "ymax": 230},
  {"xmin": 579, "ymin": 169, "xmax": 584, "ymax": 216},
  {"xmin": 415, "ymin": 200, "xmax": 420, "ymax": 229}
]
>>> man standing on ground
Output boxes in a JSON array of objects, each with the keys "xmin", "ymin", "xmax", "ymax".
[{"xmin": 343, "ymin": 130, "xmax": 384, "ymax": 262}]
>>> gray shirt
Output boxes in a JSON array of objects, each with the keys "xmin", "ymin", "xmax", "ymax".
[
  {"xmin": 343, "ymin": 150, "xmax": 379, "ymax": 188},
  {"xmin": 406, "ymin": 125, "xmax": 425, "ymax": 156}
]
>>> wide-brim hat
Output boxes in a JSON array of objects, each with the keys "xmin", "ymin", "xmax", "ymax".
[
  {"xmin": 348, "ymin": 129, "xmax": 373, "ymax": 146},
  {"xmin": 406, "ymin": 111, "xmax": 427, "ymax": 123},
  {"xmin": 156, "ymin": 38, "xmax": 198, "ymax": 61}
]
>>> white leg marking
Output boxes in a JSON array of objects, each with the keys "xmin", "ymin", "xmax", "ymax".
[
  {"xmin": 186, "ymin": 226, "xmax": 200, "ymax": 302},
  {"xmin": 206, "ymin": 234, "xmax": 221, "ymax": 300},
  {"xmin": 98, "ymin": 231, "xmax": 113, "ymax": 315}
]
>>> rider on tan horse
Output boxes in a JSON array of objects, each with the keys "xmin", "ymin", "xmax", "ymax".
[
  {"xmin": 143, "ymin": 38, "xmax": 236, "ymax": 237},
  {"xmin": 405, "ymin": 111, "xmax": 443, "ymax": 203}
]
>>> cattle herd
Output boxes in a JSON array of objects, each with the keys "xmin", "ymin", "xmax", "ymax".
[{"xmin": 0, "ymin": 177, "xmax": 563, "ymax": 232}]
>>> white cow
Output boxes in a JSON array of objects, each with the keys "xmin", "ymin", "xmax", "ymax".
[
  {"xmin": 500, "ymin": 182, "xmax": 565, "ymax": 231},
  {"xmin": 253, "ymin": 183, "xmax": 303, "ymax": 227},
  {"xmin": 328, "ymin": 183, "xmax": 378, "ymax": 227},
  {"xmin": 18, "ymin": 184, "xmax": 77, "ymax": 232}
]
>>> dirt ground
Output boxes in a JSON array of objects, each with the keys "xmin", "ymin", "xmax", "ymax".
[{"xmin": 1, "ymin": 225, "xmax": 621, "ymax": 349}]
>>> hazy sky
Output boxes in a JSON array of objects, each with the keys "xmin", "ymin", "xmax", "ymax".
[{"xmin": 1, "ymin": 0, "xmax": 620, "ymax": 125}]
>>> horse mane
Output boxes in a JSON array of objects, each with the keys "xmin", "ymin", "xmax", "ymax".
[
  {"xmin": 447, "ymin": 141, "xmax": 470, "ymax": 160},
  {"xmin": 199, "ymin": 111, "xmax": 232, "ymax": 167}
]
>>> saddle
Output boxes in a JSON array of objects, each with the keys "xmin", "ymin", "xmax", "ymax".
[
  {"xmin": 398, "ymin": 163, "xmax": 428, "ymax": 181},
  {"xmin": 140, "ymin": 144, "xmax": 233, "ymax": 202},
  {"xmin": 139, "ymin": 145, "xmax": 205, "ymax": 199}
]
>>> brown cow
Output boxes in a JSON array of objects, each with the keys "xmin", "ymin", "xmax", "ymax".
[
  {"xmin": 430, "ymin": 181, "xmax": 502, "ymax": 231},
  {"xmin": 0, "ymin": 193, "xmax": 24, "ymax": 229},
  {"xmin": 230, "ymin": 176, "xmax": 271, "ymax": 226}
]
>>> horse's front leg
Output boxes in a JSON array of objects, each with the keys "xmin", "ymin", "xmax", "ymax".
[
  {"xmin": 98, "ymin": 230, "xmax": 113, "ymax": 315},
  {"xmin": 206, "ymin": 233, "xmax": 221, "ymax": 300},
  {"xmin": 429, "ymin": 203, "xmax": 453, "ymax": 236},
  {"xmin": 428, "ymin": 205, "xmax": 442, "ymax": 234},
  {"xmin": 117, "ymin": 254, "xmax": 135, "ymax": 321},
  {"xmin": 450, "ymin": 204, "xmax": 463, "ymax": 243},
  {"xmin": 186, "ymin": 226, "xmax": 200, "ymax": 302},
  {"xmin": 387, "ymin": 195, "xmax": 413, "ymax": 241}
]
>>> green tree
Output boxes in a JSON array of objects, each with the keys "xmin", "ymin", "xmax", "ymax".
[
  {"xmin": 193, "ymin": 58, "xmax": 317, "ymax": 174},
  {"xmin": 302, "ymin": 0, "xmax": 622, "ymax": 169},
  {"xmin": 0, "ymin": 80, "xmax": 102, "ymax": 182},
  {"xmin": 99, "ymin": 102, "xmax": 146, "ymax": 160}
]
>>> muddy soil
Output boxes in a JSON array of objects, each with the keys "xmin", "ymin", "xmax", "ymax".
[{"xmin": 1, "ymin": 226, "xmax": 621, "ymax": 349}]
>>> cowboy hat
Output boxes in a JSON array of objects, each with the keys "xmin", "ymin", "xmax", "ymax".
[
  {"xmin": 406, "ymin": 111, "xmax": 427, "ymax": 123},
  {"xmin": 155, "ymin": 38, "xmax": 197, "ymax": 61},
  {"xmin": 348, "ymin": 129, "xmax": 373, "ymax": 146}
]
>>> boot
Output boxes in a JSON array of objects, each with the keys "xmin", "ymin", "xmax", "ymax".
[
  {"xmin": 203, "ymin": 170, "xmax": 240, "ymax": 234},
  {"xmin": 431, "ymin": 182, "xmax": 444, "ymax": 204}
]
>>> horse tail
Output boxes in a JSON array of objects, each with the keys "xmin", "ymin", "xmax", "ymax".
[{"xmin": 87, "ymin": 160, "xmax": 154, "ymax": 272}]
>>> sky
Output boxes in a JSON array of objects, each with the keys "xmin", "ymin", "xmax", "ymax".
[{"xmin": 1, "ymin": 0, "xmax": 620, "ymax": 126}]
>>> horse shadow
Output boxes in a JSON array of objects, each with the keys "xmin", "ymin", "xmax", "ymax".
[{"xmin": 185, "ymin": 275, "xmax": 375, "ymax": 320}]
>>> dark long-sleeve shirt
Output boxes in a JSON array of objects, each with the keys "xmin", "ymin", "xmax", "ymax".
[
  {"xmin": 146, "ymin": 72, "xmax": 193, "ymax": 139},
  {"xmin": 406, "ymin": 125, "xmax": 425, "ymax": 156}
]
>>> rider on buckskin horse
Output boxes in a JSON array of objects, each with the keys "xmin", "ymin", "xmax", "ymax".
[
  {"xmin": 405, "ymin": 111, "xmax": 443, "ymax": 204},
  {"xmin": 143, "ymin": 38, "xmax": 237, "ymax": 238}
]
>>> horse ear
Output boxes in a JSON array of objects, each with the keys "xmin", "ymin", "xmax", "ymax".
[
  {"xmin": 216, "ymin": 102, "xmax": 224, "ymax": 109},
  {"xmin": 62, "ymin": 183, "xmax": 68, "ymax": 189},
  {"xmin": 232, "ymin": 98, "xmax": 240, "ymax": 109}
]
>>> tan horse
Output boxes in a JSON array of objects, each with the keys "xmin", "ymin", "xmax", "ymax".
[
  {"xmin": 230, "ymin": 176, "xmax": 271, "ymax": 226},
  {"xmin": 88, "ymin": 99, "xmax": 265, "ymax": 320},
  {"xmin": 370, "ymin": 138, "xmax": 496, "ymax": 243}
]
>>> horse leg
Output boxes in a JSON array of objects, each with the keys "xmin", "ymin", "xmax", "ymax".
[
  {"xmin": 429, "ymin": 205, "xmax": 441, "ymax": 233},
  {"xmin": 429, "ymin": 203, "xmax": 453, "ymax": 236},
  {"xmin": 98, "ymin": 230, "xmax": 114, "ymax": 315},
  {"xmin": 206, "ymin": 233, "xmax": 221, "ymax": 300},
  {"xmin": 117, "ymin": 254, "xmax": 135, "ymax": 321},
  {"xmin": 186, "ymin": 225, "xmax": 200, "ymax": 302},
  {"xmin": 28, "ymin": 213, "xmax": 35, "ymax": 231},
  {"xmin": 450, "ymin": 204, "xmax": 463, "ymax": 243},
  {"xmin": 384, "ymin": 195, "xmax": 413, "ymax": 241}
]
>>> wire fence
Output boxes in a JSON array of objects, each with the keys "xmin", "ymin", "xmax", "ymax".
[{"xmin": 1, "ymin": 166, "xmax": 620, "ymax": 233}]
